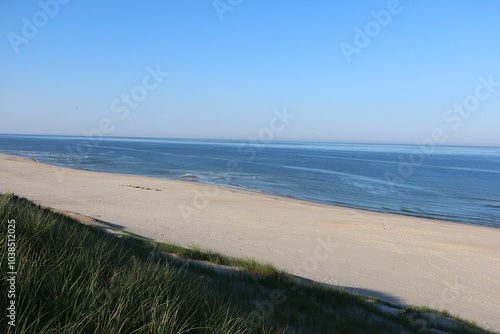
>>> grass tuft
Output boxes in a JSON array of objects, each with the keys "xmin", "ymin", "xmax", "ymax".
[{"xmin": 0, "ymin": 194, "xmax": 492, "ymax": 334}]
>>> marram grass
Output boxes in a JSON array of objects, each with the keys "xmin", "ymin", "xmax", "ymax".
[{"xmin": 0, "ymin": 194, "xmax": 491, "ymax": 334}]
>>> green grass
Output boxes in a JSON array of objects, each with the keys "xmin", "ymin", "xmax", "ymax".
[
  {"xmin": 150, "ymin": 242, "xmax": 285, "ymax": 279},
  {"xmin": 0, "ymin": 194, "xmax": 492, "ymax": 334}
]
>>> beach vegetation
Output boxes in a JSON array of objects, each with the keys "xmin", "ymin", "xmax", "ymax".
[{"xmin": 0, "ymin": 194, "xmax": 491, "ymax": 334}]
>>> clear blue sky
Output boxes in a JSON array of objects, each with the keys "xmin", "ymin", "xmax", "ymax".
[{"xmin": 1, "ymin": 0, "xmax": 499, "ymax": 145}]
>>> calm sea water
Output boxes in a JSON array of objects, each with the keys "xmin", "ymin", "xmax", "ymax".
[{"xmin": 1, "ymin": 134, "xmax": 499, "ymax": 228}]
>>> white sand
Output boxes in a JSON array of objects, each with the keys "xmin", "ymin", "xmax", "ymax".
[{"xmin": 1, "ymin": 154, "xmax": 499, "ymax": 331}]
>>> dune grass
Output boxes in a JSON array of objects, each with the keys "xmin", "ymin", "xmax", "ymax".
[{"xmin": 0, "ymin": 194, "xmax": 491, "ymax": 333}]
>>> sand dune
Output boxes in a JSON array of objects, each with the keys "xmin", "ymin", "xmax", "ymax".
[{"xmin": 1, "ymin": 153, "xmax": 499, "ymax": 332}]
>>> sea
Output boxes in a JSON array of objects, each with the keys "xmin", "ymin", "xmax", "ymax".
[{"xmin": 1, "ymin": 134, "xmax": 499, "ymax": 228}]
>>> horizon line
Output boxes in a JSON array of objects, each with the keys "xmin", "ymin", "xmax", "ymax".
[{"xmin": 1, "ymin": 133, "xmax": 499, "ymax": 148}]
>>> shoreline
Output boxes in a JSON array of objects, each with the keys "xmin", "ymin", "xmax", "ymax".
[
  {"xmin": 1, "ymin": 153, "xmax": 500, "ymax": 331},
  {"xmin": 4, "ymin": 152, "xmax": 498, "ymax": 230}
]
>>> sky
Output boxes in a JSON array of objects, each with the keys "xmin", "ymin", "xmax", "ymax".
[{"xmin": 0, "ymin": 0, "xmax": 499, "ymax": 146}]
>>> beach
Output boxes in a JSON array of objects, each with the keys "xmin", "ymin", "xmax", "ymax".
[{"xmin": 1, "ymin": 153, "xmax": 499, "ymax": 331}]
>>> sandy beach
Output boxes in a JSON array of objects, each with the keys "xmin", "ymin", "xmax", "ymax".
[{"xmin": 1, "ymin": 153, "xmax": 499, "ymax": 331}]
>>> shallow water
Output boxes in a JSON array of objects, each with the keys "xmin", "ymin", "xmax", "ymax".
[{"xmin": 1, "ymin": 134, "xmax": 499, "ymax": 227}]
